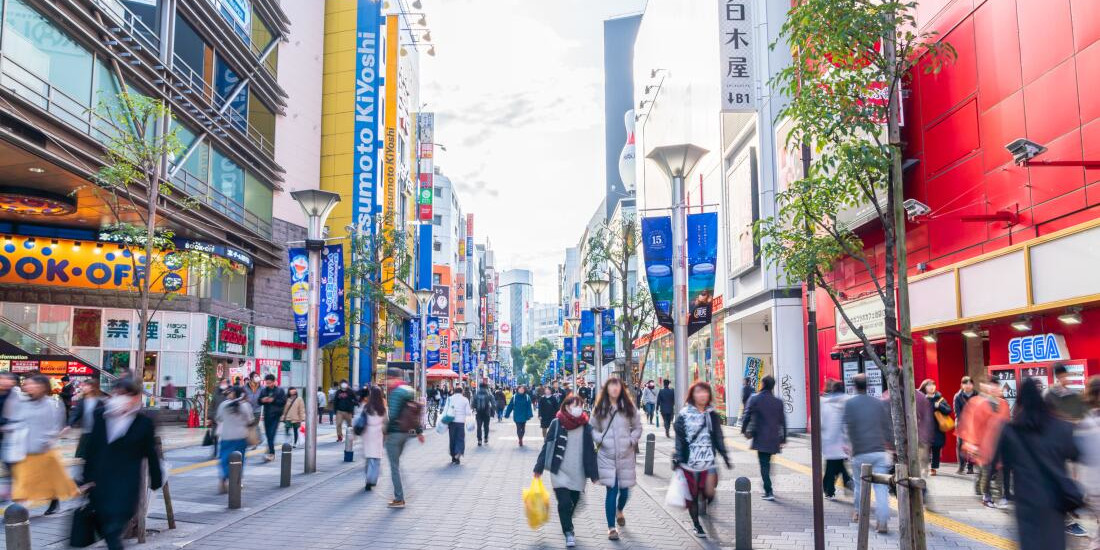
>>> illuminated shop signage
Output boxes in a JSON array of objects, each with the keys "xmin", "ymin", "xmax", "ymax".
[
  {"xmin": 1008, "ymin": 333, "xmax": 1069, "ymax": 364},
  {"xmin": 0, "ymin": 236, "xmax": 185, "ymax": 292}
]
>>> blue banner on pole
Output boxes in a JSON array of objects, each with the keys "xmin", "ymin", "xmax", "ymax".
[
  {"xmin": 425, "ymin": 317, "xmax": 440, "ymax": 367},
  {"xmin": 461, "ymin": 340, "xmax": 471, "ymax": 374},
  {"xmin": 318, "ymin": 245, "xmax": 345, "ymax": 348},
  {"xmin": 601, "ymin": 309, "xmax": 616, "ymax": 363},
  {"xmin": 353, "ymin": 0, "xmax": 382, "ymax": 384},
  {"xmin": 288, "ymin": 248, "xmax": 309, "ymax": 342},
  {"xmin": 407, "ymin": 317, "xmax": 421, "ymax": 363},
  {"xmin": 418, "ymin": 223, "xmax": 432, "ymax": 291},
  {"xmin": 641, "ymin": 217, "xmax": 674, "ymax": 332},
  {"xmin": 686, "ymin": 212, "xmax": 719, "ymax": 336},
  {"xmin": 580, "ymin": 310, "xmax": 595, "ymax": 365},
  {"xmin": 563, "ymin": 338, "xmax": 573, "ymax": 370}
]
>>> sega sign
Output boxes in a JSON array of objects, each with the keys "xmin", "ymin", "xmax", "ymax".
[{"xmin": 1008, "ymin": 333, "xmax": 1069, "ymax": 364}]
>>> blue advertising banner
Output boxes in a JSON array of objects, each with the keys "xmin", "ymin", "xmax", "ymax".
[
  {"xmin": 601, "ymin": 309, "xmax": 616, "ymax": 363},
  {"xmin": 580, "ymin": 310, "xmax": 595, "ymax": 365},
  {"xmin": 287, "ymin": 248, "xmax": 309, "ymax": 341},
  {"xmin": 641, "ymin": 217, "xmax": 674, "ymax": 332},
  {"xmin": 425, "ymin": 317, "xmax": 440, "ymax": 367},
  {"xmin": 563, "ymin": 337, "xmax": 574, "ymax": 370},
  {"xmin": 686, "ymin": 212, "xmax": 719, "ymax": 336},
  {"xmin": 418, "ymin": 223, "xmax": 432, "ymax": 291},
  {"xmin": 352, "ymin": 0, "xmax": 383, "ymax": 384},
  {"xmin": 556, "ymin": 349, "xmax": 565, "ymax": 373},
  {"xmin": 407, "ymin": 318, "xmax": 420, "ymax": 363},
  {"xmin": 461, "ymin": 339, "xmax": 471, "ymax": 374},
  {"xmin": 318, "ymin": 245, "xmax": 345, "ymax": 347}
]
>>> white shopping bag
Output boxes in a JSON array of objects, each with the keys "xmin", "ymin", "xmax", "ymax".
[{"xmin": 665, "ymin": 469, "xmax": 690, "ymax": 508}]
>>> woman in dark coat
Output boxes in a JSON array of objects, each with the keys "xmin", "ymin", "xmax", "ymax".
[
  {"xmin": 995, "ymin": 378, "xmax": 1079, "ymax": 550},
  {"xmin": 919, "ymin": 379, "xmax": 953, "ymax": 475},
  {"xmin": 537, "ymin": 386, "xmax": 559, "ymax": 438},
  {"xmin": 82, "ymin": 379, "xmax": 163, "ymax": 550},
  {"xmin": 503, "ymin": 385, "xmax": 534, "ymax": 447}
]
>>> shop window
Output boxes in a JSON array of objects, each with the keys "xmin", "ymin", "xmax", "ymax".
[
  {"xmin": 121, "ymin": 0, "xmax": 159, "ymax": 35},
  {"xmin": 244, "ymin": 171, "xmax": 273, "ymax": 224},
  {"xmin": 2, "ymin": 0, "xmax": 94, "ymax": 124},
  {"xmin": 247, "ymin": 94, "xmax": 276, "ymax": 149},
  {"xmin": 102, "ymin": 350, "xmax": 131, "ymax": 377},
  {"xmin": 1, "ymin": 303, "xmax": 37, "ymax": 331},
  {"xmin": 214, "ymin": 54, "xmax": 248, "ymax": 131},
  {"xmin": 191, "ymin": 268, "xmax": 247, "ymax": 307},
  {"xmin": 169, "ymin": 118, "xmax": 210, "ymax": 188},
  {"xmin": 36, "ymin": 305, "xmax": 71, "ymax": 348}
]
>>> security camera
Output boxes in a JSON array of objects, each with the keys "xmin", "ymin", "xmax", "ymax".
[
  {"xmin": 902, "ymin": 198, "xmax": 931, "ymax": 219},
  {"xmin": 1005, "ymin": 138, "xmax": 1047, "ymax": 165}
]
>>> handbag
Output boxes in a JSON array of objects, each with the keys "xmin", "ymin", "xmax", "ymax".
[
  {"xmin": 440, "ymin": 397, "xmax": 455, "ymax": 425},
  {"xmin": 934, "ymin": 407, "xmax": 955, "ymax": 432},
  {"xmin": 353, "ymin": 410, "xmax": 368, "ymax": 436},
  {"xmin": 69, "ymin": 501, "xmax": 100, "ymax": 548},
  {"xmin": 2, "ymin": 425, "xmax": 27, "ymax": 464},
  {"xmin": 202, "ymin": 429, "xmax": 215, "ymax": 447},
  {"xmin": 1011, "ymin": 425, "xmax": 1085, "ymax": 513}
]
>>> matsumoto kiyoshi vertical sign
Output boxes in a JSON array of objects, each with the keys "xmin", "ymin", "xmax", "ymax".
[
  {"xmin": 718, "ymin": 0, "xmax": 756, "ymax": 111},
  {"xmin": 288, "ymin": 248, "xmax": 309, "ymax": 341},
  {"xmin": 601, "ymin": 309, "xmax": 616, "ymax": 363},
  {"xmin": 353, "ymin": 0, "xmax": 382, "ymax": 382},
  {"xmin": 686, "ymin": 212, "xmax": 718, "ymax": 336},
  {"xmin": 318, "ymin": 245, "xmax": 345, "ymax": 347},
  {"xmin": 381, "ymin": 14, "xmax": 399, "ymax": 294},
  {"xmin": 580, "ymin": 310, "xmax": 595, "ymax": 365},
  {"xmin": 641, "ymin": 217, "xmax": 674, "ymax": 332}
]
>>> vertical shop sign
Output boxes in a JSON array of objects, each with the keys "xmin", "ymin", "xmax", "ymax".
[
  {"xmin": 718, "ymin": 0, "xmax": 756, "ymax": 111},
  {"xmin": 407, "ymin": 318, "xmax": 421, "ymax": 363},
  {"xmin": 425, "ymin": 317, "xmax": 440, "ymax": 368},
  {"xmin": 686, "ymin": 212, "xmax": 718, "ymax": 336},
  {"xmin": 417, "ymin": 113, "xmax": 435, "ymax": 220},
  {"xmin": 319, "ymin": 245, "xmax": 346, "ymax": 347},
  {"xmin": 288, "ymin": 248, "xmax": 310, "ymax": 341},
  {"xmin": 563, "ymin": 337, "xmax": 573, "ymax": 370},
  {"xmin": 640, "ymin": 217, "xmax": 674, "ymax": 331},
  {"xmin": 381, "ymin": 14, "xmax": 399, "ymax": 293},
  {"xmin": 601, "ymin": 309, "xmax": 616, "ymax": 363},
  {"xmin": 580, "ymin": 310, "xmax": 595, "ymax": 365}
]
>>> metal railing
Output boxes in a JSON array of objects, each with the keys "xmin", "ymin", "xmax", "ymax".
[
  {"xmin": 94, "ymin": 0, "xmax": 161, "ymax": 57},
  {"xmin": 168, "ymin": 167, "xmax": 273, "ymax": 239},
  {"xmin": 204, "ymin": 0, "xmax": 278, "ymax": 78}
]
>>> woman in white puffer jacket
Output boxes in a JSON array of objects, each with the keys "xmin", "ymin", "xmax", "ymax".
[{"xmin": 590, "ymin": 377, "xmax": 643, "ymax": 542}]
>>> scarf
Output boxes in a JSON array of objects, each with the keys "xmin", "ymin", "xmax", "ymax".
[{"xmin": 556, "ymin": 409, "xmax": 589, "ymax": 431}]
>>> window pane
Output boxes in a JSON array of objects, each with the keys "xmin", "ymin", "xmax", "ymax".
[
  {"xmin": 2, "ymin": 0, "xmax": 93, "ymax": 116},
  {"xmin": 250, "ymin": 9, "xmax": 278, "ymax": 75},
  {"xmin": 173, "ymin": 13, "xmax": 204, "ymax": 75},
  {"xmin": 214, "ymin": 54, "xmax": 248, "ymax": 131},
  {"xmin": 244, "ymin": 172, "xmax": 273, "ymax": 223},
  {"xmin": 210, "ymin": 148, "xmax": 244, "ymax": 217},
  {"xmin": 247, "ymin": 94, "xmax": 275, "ymax": 147},
  {"xmin": 121, "ymin": 0, "xmax": 158, "ymax": 33}
]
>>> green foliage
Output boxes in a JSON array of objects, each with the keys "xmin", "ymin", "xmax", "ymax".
[
  {"xmin": 194, "ymin": 331, "xmax": 219, "ymax": 424},
  {"xmin": 521, "ymin": 338, "xmax": 555, "ymax": 383},
  {"xmin": 345, "ymin": 212, "xmax": 415, "ymax": 361}
]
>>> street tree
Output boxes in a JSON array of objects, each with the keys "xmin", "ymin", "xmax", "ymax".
[
  {"xmin": 521, "ymin": 338, "xmax": 555, "ymax": 383},
  {"xmin": 756, "ymin": 2, "xmax": 954, "ymax": 548},
  {"xmin": 583, "ymin": 214, "xmax": 656, "ymax": 387}
]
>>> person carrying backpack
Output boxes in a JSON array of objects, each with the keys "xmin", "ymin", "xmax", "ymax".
[
  {"xmin": 473, "ymin": 382, "xmax": 496, "ymax": 446},
  {"xmin": 384, "ymin": 369, "xmax": 424, "ymax": 509}
]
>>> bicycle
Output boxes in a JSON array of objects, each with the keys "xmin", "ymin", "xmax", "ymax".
[{"xmin": 426, "ymin": 400, "xmax": 440, "ymax": 428}]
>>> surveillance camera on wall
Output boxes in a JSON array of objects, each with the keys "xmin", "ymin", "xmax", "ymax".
[
  {"xmin": 902, "ymin": 198, "xmax": 931, "ymax": 219},
  {"xmin": 1005, "ymin": 138, "xmax": 1047, "ymax": 165}
]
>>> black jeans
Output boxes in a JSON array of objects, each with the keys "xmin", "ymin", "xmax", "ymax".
[
  {"xmin": 823, "ymin": 458, "xmax": 852, "ymax": 497},
  {"xmin": 661, "ymin": 412, "xmax": 673, "ymax": 435},
  {"xmin": 263, "ymin": 413, "xmax": 281, "ymax": 455},
  {"xmin": 758, "ymin": 451, "xmax": 774, "ymax": 495},
  {"xmin": 930, "ymin": 445, "xmax": 942, "ymax": 469},
  {"xmin": 476, "ymin": 412, "xmax": 492, "ymax": 443},
  {"xmin": 516, "ymin": 421, "xmax": 527, "ymax": 443},
  {"xmin": 554, "ymin": 487, "xmax": 581, "ymax": 534}
]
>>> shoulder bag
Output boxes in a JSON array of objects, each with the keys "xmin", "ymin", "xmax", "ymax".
[{"xmin": 933, "ymin": 398, "xmax": 955, "ymax": 432}]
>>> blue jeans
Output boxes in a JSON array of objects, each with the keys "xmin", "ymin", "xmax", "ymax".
[
  {"xmin": 852, "ymin": 451, "xmax": 891, "ymax": 525},
  {"xmin": 365, "ymin": 457, "xmax": 381, "ymax": 485},
  {"xmin": 218, "ymin": 439, "xmax": 248, "ymax": 480},
  {"xmin": 385, "ymin": 432, "xmax": 412, "ymax": 501},
  {"xmin": 605, "ymin": 482, "xmax": 630, "ymax": 528}
]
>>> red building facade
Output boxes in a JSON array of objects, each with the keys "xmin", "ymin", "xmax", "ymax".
[{"xmin": 807, "ymin": 0, "xmax": 1100, "ymax": 462}]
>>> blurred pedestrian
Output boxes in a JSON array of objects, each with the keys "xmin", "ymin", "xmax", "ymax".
[
  {"xmin": 919, "ymin": 379, "xmax": 952, "ymax": 476},
  {"xmin": 1045, "ymin": 362, "xmax": 1090, "ymax": 538},
  {"xmin": 242, "ymin": 373, "xmax": 263, "ymax": 448},
  {"xmin": 577, "ymin": 381, "xmax": 593, "ymax": 410},
  {"xmin": 207, "ymin": 378, "xmax": 229, "ymax": 459},
  {"xmin": 327, "ymin": 383, "xmax": 338, "ymax": 424},
  {"xmin": 316, "ymin": 386, "xmax": 327, "ymax": 425},
  {"xmin": 533, "ymin": 395, "xmax": 598, "ymax": 548},
  {"xmin": 538, "ymin": 386, "xmax": 558, "ymax": 438},
  {"xmin": 473, "ymin": 382, "xmax": 496, "ymax": 446},
  {"xmin": 591, "ymin": 378, "xmax": 643, "ymax": 541},
  {"xmin": 333, "ymin": 380, "xmax": 357, "ymax": 442},
  {"xmin": 359, "ymin": 386, "xmax": 386, "ymax": 491},
  {"xmin": 741, "ymin": 375, "xmax": 786, "ymax": 501},
  {"xmin": 673, "ymin": 381, "xmax": 731, "ymax": 538},
  {"xmin": 80, "ymin": 378, "xmax": 162, "ymax": 550},
  {"xmin": 640, "ymin": 380, "xmax": 657, "ymax": 425},
  {"xmin": 281, "ymin": 387, "xmax": 305, "ymax": 448},
  {"xmin": 1075, "ymin": 375, "xmax": 1100, "ymax": 549},
  {"xmin": 844, "ymin": 373, "xmax": 893, "ymax": 534},
  {"xmin": 740, "ymin": 377, "xmax": 754, "ymax": 420},
  {"xmin": 997, "ymin": 378, "xmax": 1081, "ymax": 550},
  {"xmin": 657, "ymin": 380, "xmax": 675, "ymax": 437},
  {"xmin": 446, "ymin": 385, "xmax": 470, "ymax": 464},
  {"xmin": 954, "ymin": 376, "xmax": 976, "ymax": 474},
  {"xmin": 384, "ymin": 368, "xmax": 425, "ymax": 508},
  {"xmin": 8, "ymin": 374, "xmax": 77, "ymax": 515},
  {"xmin": 59, "ymin": 375, "xmax": 75, "ymax": 417},
  {"xmin": 69, "ymin": 378, "xmax": 106, "ymax": 460},
  {"xmin": 820, "ymin": 379, "xmax": 852, "ymax": 500},
  {"xmin": 160, "ymin": 376, "xmax": 176, "ymax": 401},
  {"xmin": 258, "ymin": 374, "xmax": 286, "ymax": 461},
  {"xmin": 215, "ymin": 386, "xmax": 253, "ymax": 494},
  {"xmin": 493, "ymin": 386, "xmax": 506, "ymax": 422},
  {"xmin": 960, "ymin": 377, "xmax": 1010, "ymax": 508},
  {"xmin": 504, "ymin": 385, "xmax": 534, "ymax": 447}
]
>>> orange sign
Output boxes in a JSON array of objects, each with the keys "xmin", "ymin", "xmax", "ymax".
[
  {"xmin": 0, "ymin": 236, "xmax": 186, "ymax": 293},
  {"xmin": 38, "ymin": 360, "xmax": 67, "ymax": 375}
]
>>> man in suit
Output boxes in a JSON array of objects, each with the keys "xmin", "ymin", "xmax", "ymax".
[
  {"xmin": 82, "ymin": 377, "xmax": 163, "ymax": 550},
  {"xmin": 740, "ymin": 375, "xmax": 787, "ymax": 501}
]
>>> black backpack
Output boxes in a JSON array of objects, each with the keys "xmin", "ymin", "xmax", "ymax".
[{"xmin": 474, "ymin": 391, "xmax": 494, "ymax": 414}]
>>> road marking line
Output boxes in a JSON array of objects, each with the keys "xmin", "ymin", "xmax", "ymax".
[{"xmin": 724, "ymin": 438, "xmax": 1017, "ymax": 549}]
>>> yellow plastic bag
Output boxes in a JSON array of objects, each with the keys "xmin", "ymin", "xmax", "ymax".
[{"xmin": 523, "ymin": 476, "xmax": 551, "ymax": 529}]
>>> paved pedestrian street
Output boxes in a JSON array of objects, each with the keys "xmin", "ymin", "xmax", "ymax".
[{"xmin": 6, "ymin": 417, "xmax": 1091, "ymax": 549}]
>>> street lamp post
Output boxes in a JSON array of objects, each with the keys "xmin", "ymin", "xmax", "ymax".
[
  {"xmin": 586, "ymin": 277, "xmax": 609, "ymax": 390},
  {"xmin": 566, "ymin": 316, "xmax": 580, "ymax": 392},
  {"xmin": 472, "ymin": 336, "xmax": 483, "ymax": 384},
  {"xmin": 291, "ymin": 189, "xmax": 341, "ymax": 475},
  {"xmin": 455, "ymin": 321, "xmax": 468, "ymax": 388},
  {"xmin": 646, "ymin": 144, "xmax": 708, "ymax": 407},
  {"xmin": 415, "ymin": 288, "xmax": 434, "ymax": 397}
]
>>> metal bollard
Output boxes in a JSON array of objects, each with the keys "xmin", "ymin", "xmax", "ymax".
[
  {"xmin": 280, "ymin": 443, "xmax": 292, "ymax": 487},
  {"xmin": 228, "ymin": 450, "xmax": 243, "ymax": 509},
  {"xmin": 734, "ymin": 477, "xmax": 751, "ymax": 550},
  {"xmin": 4, "ymin": 504, "xmax": 29, "ymax": 550},
  {"xmin": 856, "ymin": 463, "xmax": 872, "ymax": 550},
  {"xmin": 644, "ymin": 433, "xmax": 656, "ymax": 475}
]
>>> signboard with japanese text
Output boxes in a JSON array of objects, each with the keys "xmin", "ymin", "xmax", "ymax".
[
  {"xmin": 288, "ymin": 247, "xmax": 310, "ymax": 341},
  {"xmin": 318, "ymin": 245, "xmax": 345, "ymax": 348},
  {"xmin": 687, "ymin": 212, "xmax": 718, "ymax": 336},
  {"xmin": 425, "ymin": 317, "xmax": 441, "ymax": 368},
  {"xmin": 718, "ymin": 0, "xmax": 756, "ymax": 111},
  {"xmin": 0, "ymin": 236, "xmax": 185, "ymax": 293},
  {"xmin": 103, "ymin": 310, "xmax": 133, "ymax": 349}
]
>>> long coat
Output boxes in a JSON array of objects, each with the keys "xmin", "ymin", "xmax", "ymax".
[
  {"xmin": 925, "ymin": 392, "xmax": 952, "ymax": 447},
  {"xmin": 996, "ymin": 419, "xmax": 1079, "ymax": 550},
  {"xmin": 741, "ymin": 391, "xmax": 787, "ymax": 454},
  {"xmin": 537, "ymin": 395, "xmax": 559, "ymax": 428},
  {"xmin": 504, "ymin": 392, "xmax": 534, "ymax": 424},
  {"xmin": 591, "ymin": 406, "xmax": 643, "ymax": 488},
  {"xmin": 82, "ymin": 410, "xmax": 163, "ymax": 535}
]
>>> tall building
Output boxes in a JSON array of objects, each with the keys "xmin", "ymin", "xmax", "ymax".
[
  {"xmin": 0, "ymin": 0, "xmax": 308, "ymax": 395},
  {"xmin": 527, "ymin": 302, "xmax": 561, "ymax": 344},
  {"xmin": 498, "ymin": 268, "xmax": 532, "ymax": 368}
]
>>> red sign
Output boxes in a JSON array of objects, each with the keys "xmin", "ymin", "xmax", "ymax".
[
  {"xmin": 67, "ymin": 361, "xmax": 95, "ymax": 376},
  {"xmin": 418, "ymin": 204, "xmax": 432, "ymax": 220},
  {"xmin": 11, "ymin": 360, "xmax": 37, "ymax": 373},
  {"xmin": 220, "ymin": 322, "xmax": 247, "ymax": 346},
  {"xmin": 260, "ymin": 339, "xmax": 307, "ymax": 350}
]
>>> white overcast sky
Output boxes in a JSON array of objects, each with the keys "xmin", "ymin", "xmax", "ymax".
[{"xmin": 421, "ymin": 0, "xmax": 646, "ymax": 303}]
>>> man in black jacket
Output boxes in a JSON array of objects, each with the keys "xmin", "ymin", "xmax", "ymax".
[
  {"xmin": 332, "ymin": 380, "xmax": 357, "ymax": 442},
  {"xmin": 538, "ymin": 386, "xmax": 559, "ymax": 437},
  {"xmin": 82, "ymin": 378, "xmax": 163, "ymax": 550},
  {"xmin": 258, "ymin": 374, "xmax": 286, "ymax": 461},
  {"xmin": 953, "ymin": 376, "xmax": 975, "ymax": 474},
  {"xmin": 741, "ymin": 375, "xmax": 787, "ymax": 501},
  {"xmin": 656, "ymin": 379, "xmax": 676, "ymax": 437},
  {"xmin": 473, "ymin": 383, "xmax": 496, "ymax": 445}
]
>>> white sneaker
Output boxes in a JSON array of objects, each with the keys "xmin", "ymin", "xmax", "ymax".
[
  {"xmin": 994, "ymin": 499, "xmax": 1011, "ymax": 509},
  {"xmin": 565, "ymin": 532, "xmax": 576, "ymax": 547}
]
